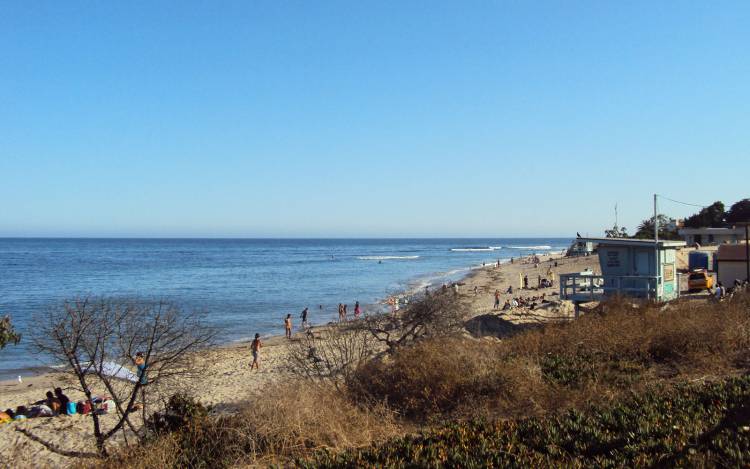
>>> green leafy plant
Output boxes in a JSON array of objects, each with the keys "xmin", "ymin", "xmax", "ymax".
[
  {"xmin": 0, "ymin": 315, "xmax": 21, "ymax": 349},
  {"xmin": 303, "ymin": 376, "xmax": 750, "ymax": 467}
]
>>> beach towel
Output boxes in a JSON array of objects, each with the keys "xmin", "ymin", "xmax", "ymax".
[
  {"xmin": 66, "ymin": 401, "xmax": 77, "ymax": 415},
  {"xmin": 0, "ymin": 412, "xmax": 10, "ymax": 423},
  {"xmin": 85, "ymin": 361, "xmax": 139, "ymax": 382},
  {"xmin": 29, "ymin": 405, "xmax": 54, "ymax": 418}
]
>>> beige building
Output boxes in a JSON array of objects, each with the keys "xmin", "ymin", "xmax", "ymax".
[{"xmin": 716, "ymin": 243, "xmax": 750, "ymax": 285}]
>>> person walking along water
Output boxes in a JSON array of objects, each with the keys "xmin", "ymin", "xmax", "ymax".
[
  {"xmin": 250, "ymin": 333, "xmax": 262, "ymax": 370},
  {"xmin": 300, "ymin": 307, "xmax": 309, "ymax": 330}
]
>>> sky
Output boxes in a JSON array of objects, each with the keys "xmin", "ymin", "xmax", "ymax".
[{"xmin": 1, "ymin": 1, "xmax": 748, "ymax": 238}]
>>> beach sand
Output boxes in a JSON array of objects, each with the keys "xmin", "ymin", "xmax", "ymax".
[{"xmin": 0, "ymin": 252, "xmax": 600, "ymax": 468}]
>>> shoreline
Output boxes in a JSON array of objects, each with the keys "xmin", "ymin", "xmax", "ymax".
[
  {"xmin": 0, "ymin": 249, "xmax": 574, "ymax": 392},
  {"xmin": 0, "ymin": 249, "xmax": 568, "ymax": 384},
  {"xmin": 0, "ymin": 250, "xmax": 600, "ymax": 467}
]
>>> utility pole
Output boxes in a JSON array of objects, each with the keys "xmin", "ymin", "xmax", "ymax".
[
  {"xmin": 654, "ymin": 194, "xmax": 659, "ymax": 242},
  {"xmin": 654, "ymin": 194, "xmax": 660, "ymax": 299}
]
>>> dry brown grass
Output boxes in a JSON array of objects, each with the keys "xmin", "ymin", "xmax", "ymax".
[
  {"xmin": 82, "ymin": 382, "xmax": 401, "ymax": 468},
  {"xmin": 349, "ymin": 294, "xmax": 750, "ymax": 421},
  {"xmin": 83, "ymin": 294, "xmax": 750, "ymax": 467}
]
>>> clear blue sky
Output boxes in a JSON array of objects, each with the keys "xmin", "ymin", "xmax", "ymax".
[{"xmin": 1, "ymin": 1, "xmax": 748, "ymax": 237}]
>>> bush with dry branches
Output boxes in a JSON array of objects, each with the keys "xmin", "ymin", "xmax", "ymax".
[
  {"xmin": 32, "ymin": 297, "xmax": 216, "ymax": 456},
  {"xmin": 362, "ymin": 292, "xmax": 466, "ymax": 355},
  {"xmin": 287, "ymin": 323, "xmax": 377, "ymax": 389}
]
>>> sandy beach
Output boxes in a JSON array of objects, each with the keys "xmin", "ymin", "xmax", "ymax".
[{"xmin": 0, "ymin": 252, "xmax": 600, "ymax": 468}]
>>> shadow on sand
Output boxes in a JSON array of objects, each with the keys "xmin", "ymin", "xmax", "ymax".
[{"xmin": 464, "ymin": 314, "xmax": 539, "ymax": 339}]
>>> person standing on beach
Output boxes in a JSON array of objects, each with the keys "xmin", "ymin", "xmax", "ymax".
[
  {"xmin": 284, "ymin": 314, "xmax": 293, "ymax": 339},
  {"xmin": 338, "ymin": 303, "xmax": 344, "ymax": 322},
  {"xmin": 342, "ymin": 303, "xmax": 348, "ymax": 321},
  {"xmin": 523, "ymin": 274, "xmax": 529, "ymax": 289},
  {"xmin": 494, "ymin": 290, "xmax": 500, "ymax": 309},
  {"xmin": 354, "ymin": 301, "xmax": 361, "ymax": 318},
  {"xmin": 250, "ymin": 333, "xmax": 262, "ymax": 370},
  {"xmin": 300, "ymin": 307, "xmax": 309, "ymax": 330}
]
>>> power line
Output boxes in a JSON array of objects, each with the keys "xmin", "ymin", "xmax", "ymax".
[{"xmin": 656, "ymin": 194, "xmax": 710, "ymax": 209}]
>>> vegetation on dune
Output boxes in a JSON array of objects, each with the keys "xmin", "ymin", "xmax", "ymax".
[
  {"xmin": 87, "ymin": 293, "xmax": 750, "ymax": 468},
  {"xmin": 304, "ymin": 375, "xmax": 750, "ymax": 468}
]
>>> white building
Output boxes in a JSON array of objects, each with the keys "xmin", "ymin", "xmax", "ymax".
[{"xmin": 678, "ymin": 227, "xmax": 745, "ymax": 246}]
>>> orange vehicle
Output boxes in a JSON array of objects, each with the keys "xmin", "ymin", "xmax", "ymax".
[{"xmin": 688, "ymin": 270, "xmax": 714, "ymax": 292}]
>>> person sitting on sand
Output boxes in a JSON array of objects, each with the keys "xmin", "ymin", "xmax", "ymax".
[
  {"xmin": 284, "ymin": 314, "xmax": 293, "ymax": 338},
  {"xmin": 43, "ymin": 391, "xmax": 61, "ymax": 414},
  {"xmin": 250, "ymin": 333, "xmax": 262, "ymax": 370},
  {"xmin": 502, "ymin": 299, "xmax": 511, "ymax": 311},
  {"xmin": 13, "ymin": 406, "xmax": 28, "ymax": 420},
  {"xmin": 54, "ymin": 388, "xmax": 70, "ymax": 414}
]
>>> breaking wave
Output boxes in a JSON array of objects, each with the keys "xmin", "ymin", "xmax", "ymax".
[
  {"xmin": 506, "ymin": 245, "xmax": 552, "ymax": 250},
  {"xmin": 450, "ymin": 247, "xmax": 502, "ymax": 252},
  {"xmin": 358, "ymin": 255, "xmax": 420, "ymax": 260}
]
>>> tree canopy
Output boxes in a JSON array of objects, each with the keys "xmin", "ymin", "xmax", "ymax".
[
  {"xmin": 726, "ymin": 199, "xmax": 750, "ymax": 224},
  {"xmin": 633, "ymin": 214, "xmax": 681, "ymax": 240},
  {"xmin": 0, "ymin": 316, "xmax": 21, "ymax": 349},
  {"xmin": 683, "ymin": 201, "xmax": 726, "ymax": 228}
]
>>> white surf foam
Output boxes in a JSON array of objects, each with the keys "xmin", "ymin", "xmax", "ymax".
[
  {"xmin": 449, "ymin": 247, "xmax": 501, "ymax": 252},
  {"xmin": 506, "ymin": 245, "xmax": 553, "ymax": 250},
  {"xmin": 358, "ymin": 255, "xmax": 420, "ymax": 260}
]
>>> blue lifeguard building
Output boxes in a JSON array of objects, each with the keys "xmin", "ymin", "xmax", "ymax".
[{"xmin": 560, "ymin": 237, "xmax": 686, "ymax": 304}]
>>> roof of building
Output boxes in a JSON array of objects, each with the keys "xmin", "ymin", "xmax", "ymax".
[
  {"xmin": 678, "ymin": 227, "xmax": 745, "ymax": 235},
  {"xmin": 717, "ymin": 243, "xmax": 749, "ymax": 261},
  {"xmin": 578, "ymin": 237, "xmax": 686, "ymax": 248}
]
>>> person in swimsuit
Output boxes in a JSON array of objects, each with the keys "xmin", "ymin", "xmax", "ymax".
[
  {"xmin": 494, "ymin": 290, "xmax": 500, "ymax": 309},
  {"xmin": 284, "ymin": 314, "xmax": 292, "ymax": 339},
  {"xmin": 250, "ymin": 333, "xmax": 262, "ymax": 370},
  {"xmin": 354, "ymin": 301, "xmax": 361, "ymax": 318}
]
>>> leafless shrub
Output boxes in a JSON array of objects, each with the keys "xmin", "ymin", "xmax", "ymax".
[
  {"xmin": 287, "ymin": 323, "xmax": 377, "ymax": 390},
  {"xmin": 363, "ymin": 292, "xmax": 466, "ymax": 355},
  {"xmin": 31, "ymin": 297, "xmax": 216, "ymax": 456}
]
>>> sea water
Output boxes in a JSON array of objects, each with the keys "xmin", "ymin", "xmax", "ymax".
[{"xmin": 0, "ymin": 238, "xmax": 570, "ymax": 379}]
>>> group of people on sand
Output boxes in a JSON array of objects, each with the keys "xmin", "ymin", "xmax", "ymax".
[
  {"xmin": 522, "ymin": 273, "xmax": 555, "ymax": 290},
  {"xmin": 337, "ymin": 301, "xmax": 361, "ymax": 322},
  {"xmin": 1, "ymin": 388, "xmax": 77, "ymax": 423},
  {"xmin": 502, "ymin": 293, "xmax": 550, "ymax": 311},
  {"xmin": 250, "ymin": 301, "xmax": 363, "ymax": 371}
]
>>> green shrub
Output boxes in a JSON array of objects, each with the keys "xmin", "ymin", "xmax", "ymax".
[{"xmin": 303, "ymin": 375, "xmax": 750, "ymax": 468}]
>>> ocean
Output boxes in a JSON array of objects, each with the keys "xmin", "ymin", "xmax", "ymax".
[{"xmin": 0, "ymin": 238, "xmax": 571, "ymax": 379}]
